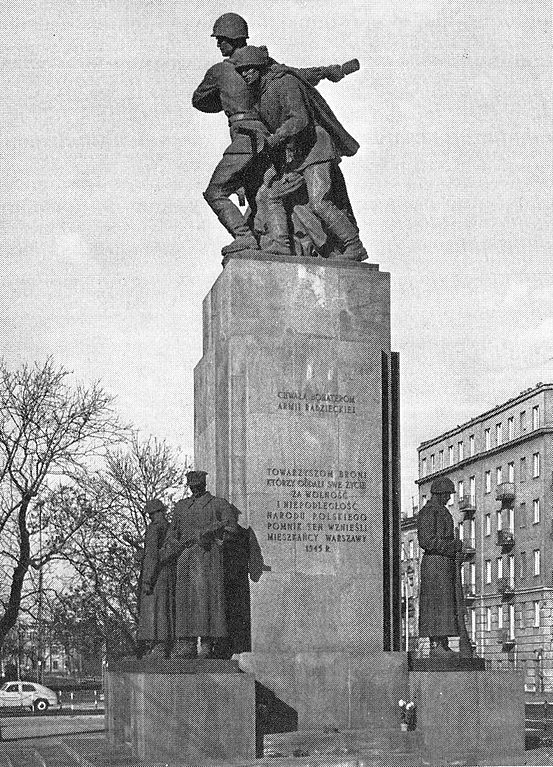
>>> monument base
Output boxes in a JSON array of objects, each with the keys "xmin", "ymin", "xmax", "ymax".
[
  {"xmin": 105, "ymin": 664, "xmax": 255, "ymax": 764},
  {"xmin": 409, "ymin": 669, "xmax": 525, "ymax": 764},
  {"xmin": 240, "ymin": 651, "xmax": 408, "ymax": 733}
]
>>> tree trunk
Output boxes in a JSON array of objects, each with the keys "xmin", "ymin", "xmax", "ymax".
[{"xmin": 0, "ymin": 497, "xmax": 31, "ymax": 648}]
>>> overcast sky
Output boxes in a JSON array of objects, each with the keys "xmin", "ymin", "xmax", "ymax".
[{"xmin": 0, "ymin": 0, "xmax": 551, "ymax": 510}]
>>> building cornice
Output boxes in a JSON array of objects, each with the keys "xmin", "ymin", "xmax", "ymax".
[
  {"xmin": 418, "ymin": 383, "xmax": 553, "ymax": 452},
  {"xmin": 415, "ymin": 426, "xmax": 553, "ymax": 486}
]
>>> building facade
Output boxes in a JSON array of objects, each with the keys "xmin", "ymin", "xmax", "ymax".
[{"xmin": 403, "ymin": 383, "xmax": 553, "ymax": 691}]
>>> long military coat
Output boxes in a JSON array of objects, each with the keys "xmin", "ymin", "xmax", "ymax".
[
  {"xmin": 164, "ymin": 492, "xmax": 234, "ymax": 639},
  {"xmin": 417, "ymin": 497, "xmax": 461, "ymax": 637},
  {"xmin": 137, "ymin": 514, "xmax": 173, "ymax": 642}
]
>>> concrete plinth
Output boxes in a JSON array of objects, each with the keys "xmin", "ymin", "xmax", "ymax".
[
  {"xmin": 194, "ymin": 255, "xmax": 401, "ymax": 731},
  {"xmin": 409, "ymin": 669, "xmax": 525, "ymax": 764},
  {"xmin": 105, "ymin": 663, "xmax": 255, "ymax": 764}
]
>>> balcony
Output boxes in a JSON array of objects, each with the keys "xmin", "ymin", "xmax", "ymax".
[
  {"xmin": 496, "ymin": 482, "xmax": 515, "ymax": 507},
  {"xmin": 497, "ymin": 577, "xmax": 515, "ymax": 598},
  {"xmin": 462, "ymin": 538, "xmax": 476, "ymax": 557},
  {"xmin": 497, "ymin": 529, "xmax": 515, "ymax": 548},
  {"xmin": 498, "ymin": 629, "xmax": 516, "ymax": 650},
  {"xmin": 463, "ymin": 585, "xmax": 477, "ymax": 603},
  {"xmin": 458, "ymin": 495, "xmax": 476, "ymax": 517}
]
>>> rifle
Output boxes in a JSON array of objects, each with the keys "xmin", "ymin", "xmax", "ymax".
[{"xmin": 454, "ymin": 529, "xmax": 473, "ymax": 658}]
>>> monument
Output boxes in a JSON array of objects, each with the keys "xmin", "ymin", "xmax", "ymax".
[{"xmin": 105, "ymin": 13, "xmax": 526, "ymax": 764}]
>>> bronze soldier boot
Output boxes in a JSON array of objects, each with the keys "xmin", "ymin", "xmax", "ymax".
[
  {"xmin": 315, "ymin": 203, "xmax": 368, "ymax": 261},
  {"xmin": 203, "ymin": 193, "xmax": 259, "ymax": 255},
  {"xmin": 262, "ymin": 196, "xmax": 292, "ymax": 256}
]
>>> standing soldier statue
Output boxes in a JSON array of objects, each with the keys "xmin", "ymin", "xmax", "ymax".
[
  {"xmin": 162, "ymin": 471, "xmax": 234, "ymax": 659},
  {"xmin": 193, "ymin": 13, "xmax": 358, "ymax": 257},
  {"xmin": 136, "ymin": 499, "xmax": 173, "ymax": 658},
  {"xmin": 417, "ymin": 477, "xmax": 473, "ymax": 658}
]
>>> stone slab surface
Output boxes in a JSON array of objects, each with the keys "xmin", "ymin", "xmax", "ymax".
[
  {"xmin": 109, "ymin": 657, "xmax": 240, "ymax": 673},
  {"xmin": 222, "ymin": 251, "xmax": 380, "ymax": 270},
  {"xmin": 409, "ymin": 669, "xmax": 525, "ymax": 763},
  {"xmin": 105, "ymin": 670, "xmax": 255, "ymax": 764},
  {"xmin": 195, "ymin": 258, "xmax": 392, "ymax": 657},
  {"xmin": 241, "ymin": 651, "xmax": 408, "ymax": 732}
]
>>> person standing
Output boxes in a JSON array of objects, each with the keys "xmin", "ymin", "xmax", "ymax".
[
  {"xmin": 137, "ymin": 499, "xmax": 173, "ymax": 657},
  {"xmin": 163, "ymin": 471, "xmax": 234, "ymax": 659},
  {"xmin": 417, "ymin": 477, "xmax": 464, "ymax": 657}
]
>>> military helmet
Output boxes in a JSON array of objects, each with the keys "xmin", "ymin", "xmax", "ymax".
[
  {"xmin": 186, "ymin": 470, "xmax": 208, "ymax": 487},
  {"xmin": 211, "ymin": 13, "xmax": 249, "ymax": 40},
  {"xmin": 232, "ymin": 45, "xmax": 269, "ymax": 70},
  {"xmin": 430, "ymin": 477, "xmax": 455, "ymax": 495}
]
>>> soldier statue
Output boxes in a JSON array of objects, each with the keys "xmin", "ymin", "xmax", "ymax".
[
  {"xmin": 233, "ymin": 46, "xmax": 368, "ymax": 261},
  {"xmin": 193, "ymin": 13, "xmax": 358, "ymax": 257},
  {"xmin": 162, "ymin": 470, "xmax": 234, "ymax": 659},
  {"xmin": 417, "ymin": 477, "xmax": 472, "ymax": 658},
  {"xmin": 136, "ymin": 499, "xmax": 173, "ymax": 657}
]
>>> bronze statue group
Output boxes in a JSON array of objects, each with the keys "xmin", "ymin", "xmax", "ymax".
[
  {"xmin": 194, "ymin": 13, "xmax": 368, "ymax": 262},
  {"xmin": 137, "ymin": 471, "xmax": 264, "ymax": 659}
]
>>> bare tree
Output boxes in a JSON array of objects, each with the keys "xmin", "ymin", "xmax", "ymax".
[
  {"xmin": 61, "ymin": 435, "xmax": 191, "ymax": 656},
  {"xmin": 0, "ymin": 358, "xmax": 123, "ymax": 648}
]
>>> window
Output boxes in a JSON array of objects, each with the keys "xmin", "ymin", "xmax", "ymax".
[
  {"xmin": 401, "ymin": 544, "xmax": 405, "ymax": 561},
  {"xmin": 485, "ymin": 513, "xmax": 491, "ymax": 536},
  {"xmin": 508, "ymin": 507, "xmax": 514, "ymax": 532},
  {"xmin": 508, "ymin": 416, "xmax": 514, "ymax": 440},
  {"xmin": 470, "ymin": 608, "xmax": 476, "ymax": 638},
  {"xmin": 532, "ymin": 404, "xmax": 540, "ymax": 430},
  {"xmin": 534, "ymin": 601, "xmax": 541, "ymax": 628},
  {"xmin": 520, "ymin": 457, "xmax": 526, "ymax": 481},
  {"xmin": 421, "ymin": 457, "xmax": 427, "ymax": 477},
  {"xmin": 469, "ymin": 435, "xmax": 475, "ymax": 456},
  {"xmin": 533, "ymin": 452, "xmax": 540, "ymax": 478},
  {"xmin": 498, "ymin": 604, "xmax": 503, "ymax": 629},
  {"xmin": 484, "ymin": 428, "xmax": 491, "ymax": 450},
  {"xmin": 496, "ymin": 466, "xmax": 502, "ymax": 485},
  {"xmin": 438, "ymin": 450, "xmax": 444, "ymax": 469},
  {"xmin": 458, "ymin": 441, "xmax": 464, "ymax": 461},
  {"xmin": 520, "ymin": 410, "xmax": 527, "ymax": 432},
  {"xmin": 469, "ymin": 476, "xmax": 475, "ymax": 504},
  {"xmin": 520, "ymin": 551, "xmax": 526, "ymax": 579},
  {"xmin": 485, "ymin": 470, "xmax": 491, "ymax": 493},
  {"xmin": 485, "ymin": 559, "xmax": 492, "ymax": 584},
  {"xmin": 409, "ymin": 539, "xmax": 414, "ymax": 559},
  {"xmin": 5, "ymin": 684, "xmax": 19, "ymax": 693},
  {"xmin": 486, "ymin": 606, "xmax": 492, "ymax": 632},
  {"xmin": 497, "ymin": 557, "xmax": 503, "ymax": 580},
  {"xmin": 519, "ymin": 502, "xmax": 526, "ymax": 528},
  {"xmin": 469, "ymin": 518, "xmax": 475, "ymax": 546},
  {"xmin": 496, "ymin": 509, "xmax": 503, "ymax": 531},
  {"xmin": 448, "ymin": 445, "xmax": 454, "ymax": 466},
  {"xmin": 22, "ymin": 684, "xmax": 35, "ymax": 693},
  {"xmin": 533, "ymin": 499, "xmax": 540, "ymax": 524},
  {"xmin": 508, "ymin": 462, "xmax": 514, "ymax": 483},
  {"xmin": 458, "ymin": 479, "xmax": 464, "ymax": 498},
  {"xmin": 508, "ymin": 554, "xmax": 515, "ymax": 586},
  {"xmin": 519, "ymin": 602, "xmax": 525, "ymax": 630},
  {"xmin": 52, "ymin": 660, "xmax": 59, "ymax": 671},
  {"xmin": 469, "ymin": 561, "xmax": 476, "ymax": 589},
  {"xmin": 430, "ymin": 454, "xmax": 435, "ymax": 472},
  {"xmin": 496, "ymin": 423, "xmax": 502, "ymax": 446},
  {"xmin": 509, "ymin": 604, "xmax": 515, "ymax": 638},
  {"xmin": 534, "ymin": 549, "xmax": 541, "ymax": 576}
]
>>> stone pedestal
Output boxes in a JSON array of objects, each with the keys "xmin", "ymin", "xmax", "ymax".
[
  {"xmin": 105, "ymin": 660, "xmax": 255, "ymax": 764},
  {"xmin": 409, "ymin": 669, "xmax": 525, "ymax": 764},
  {"xmin": 194, "ymin": 254, "xmax": 403, "ymax": 731}
]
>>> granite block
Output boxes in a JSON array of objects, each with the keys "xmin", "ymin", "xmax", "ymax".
[{"xmin": 409, "ymin": 669, "xmax": 525, "ymax": 763}]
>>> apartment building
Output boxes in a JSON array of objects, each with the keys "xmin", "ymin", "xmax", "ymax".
[{"xmin": 404, "ymin": 383, "xmax": 553, "ymax": 691}]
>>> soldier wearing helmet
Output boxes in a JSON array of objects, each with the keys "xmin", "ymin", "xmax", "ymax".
[
  {"xmin": 417, "ymin": 475, "xmax": 466, "ymax": 658},
  {"xmin": 233, "ymin": 45, "xmax": 368, "ymax": 261},
  {"xmin": 192, "ymin": 14, "xmax": 352, "ymax": 257}
]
